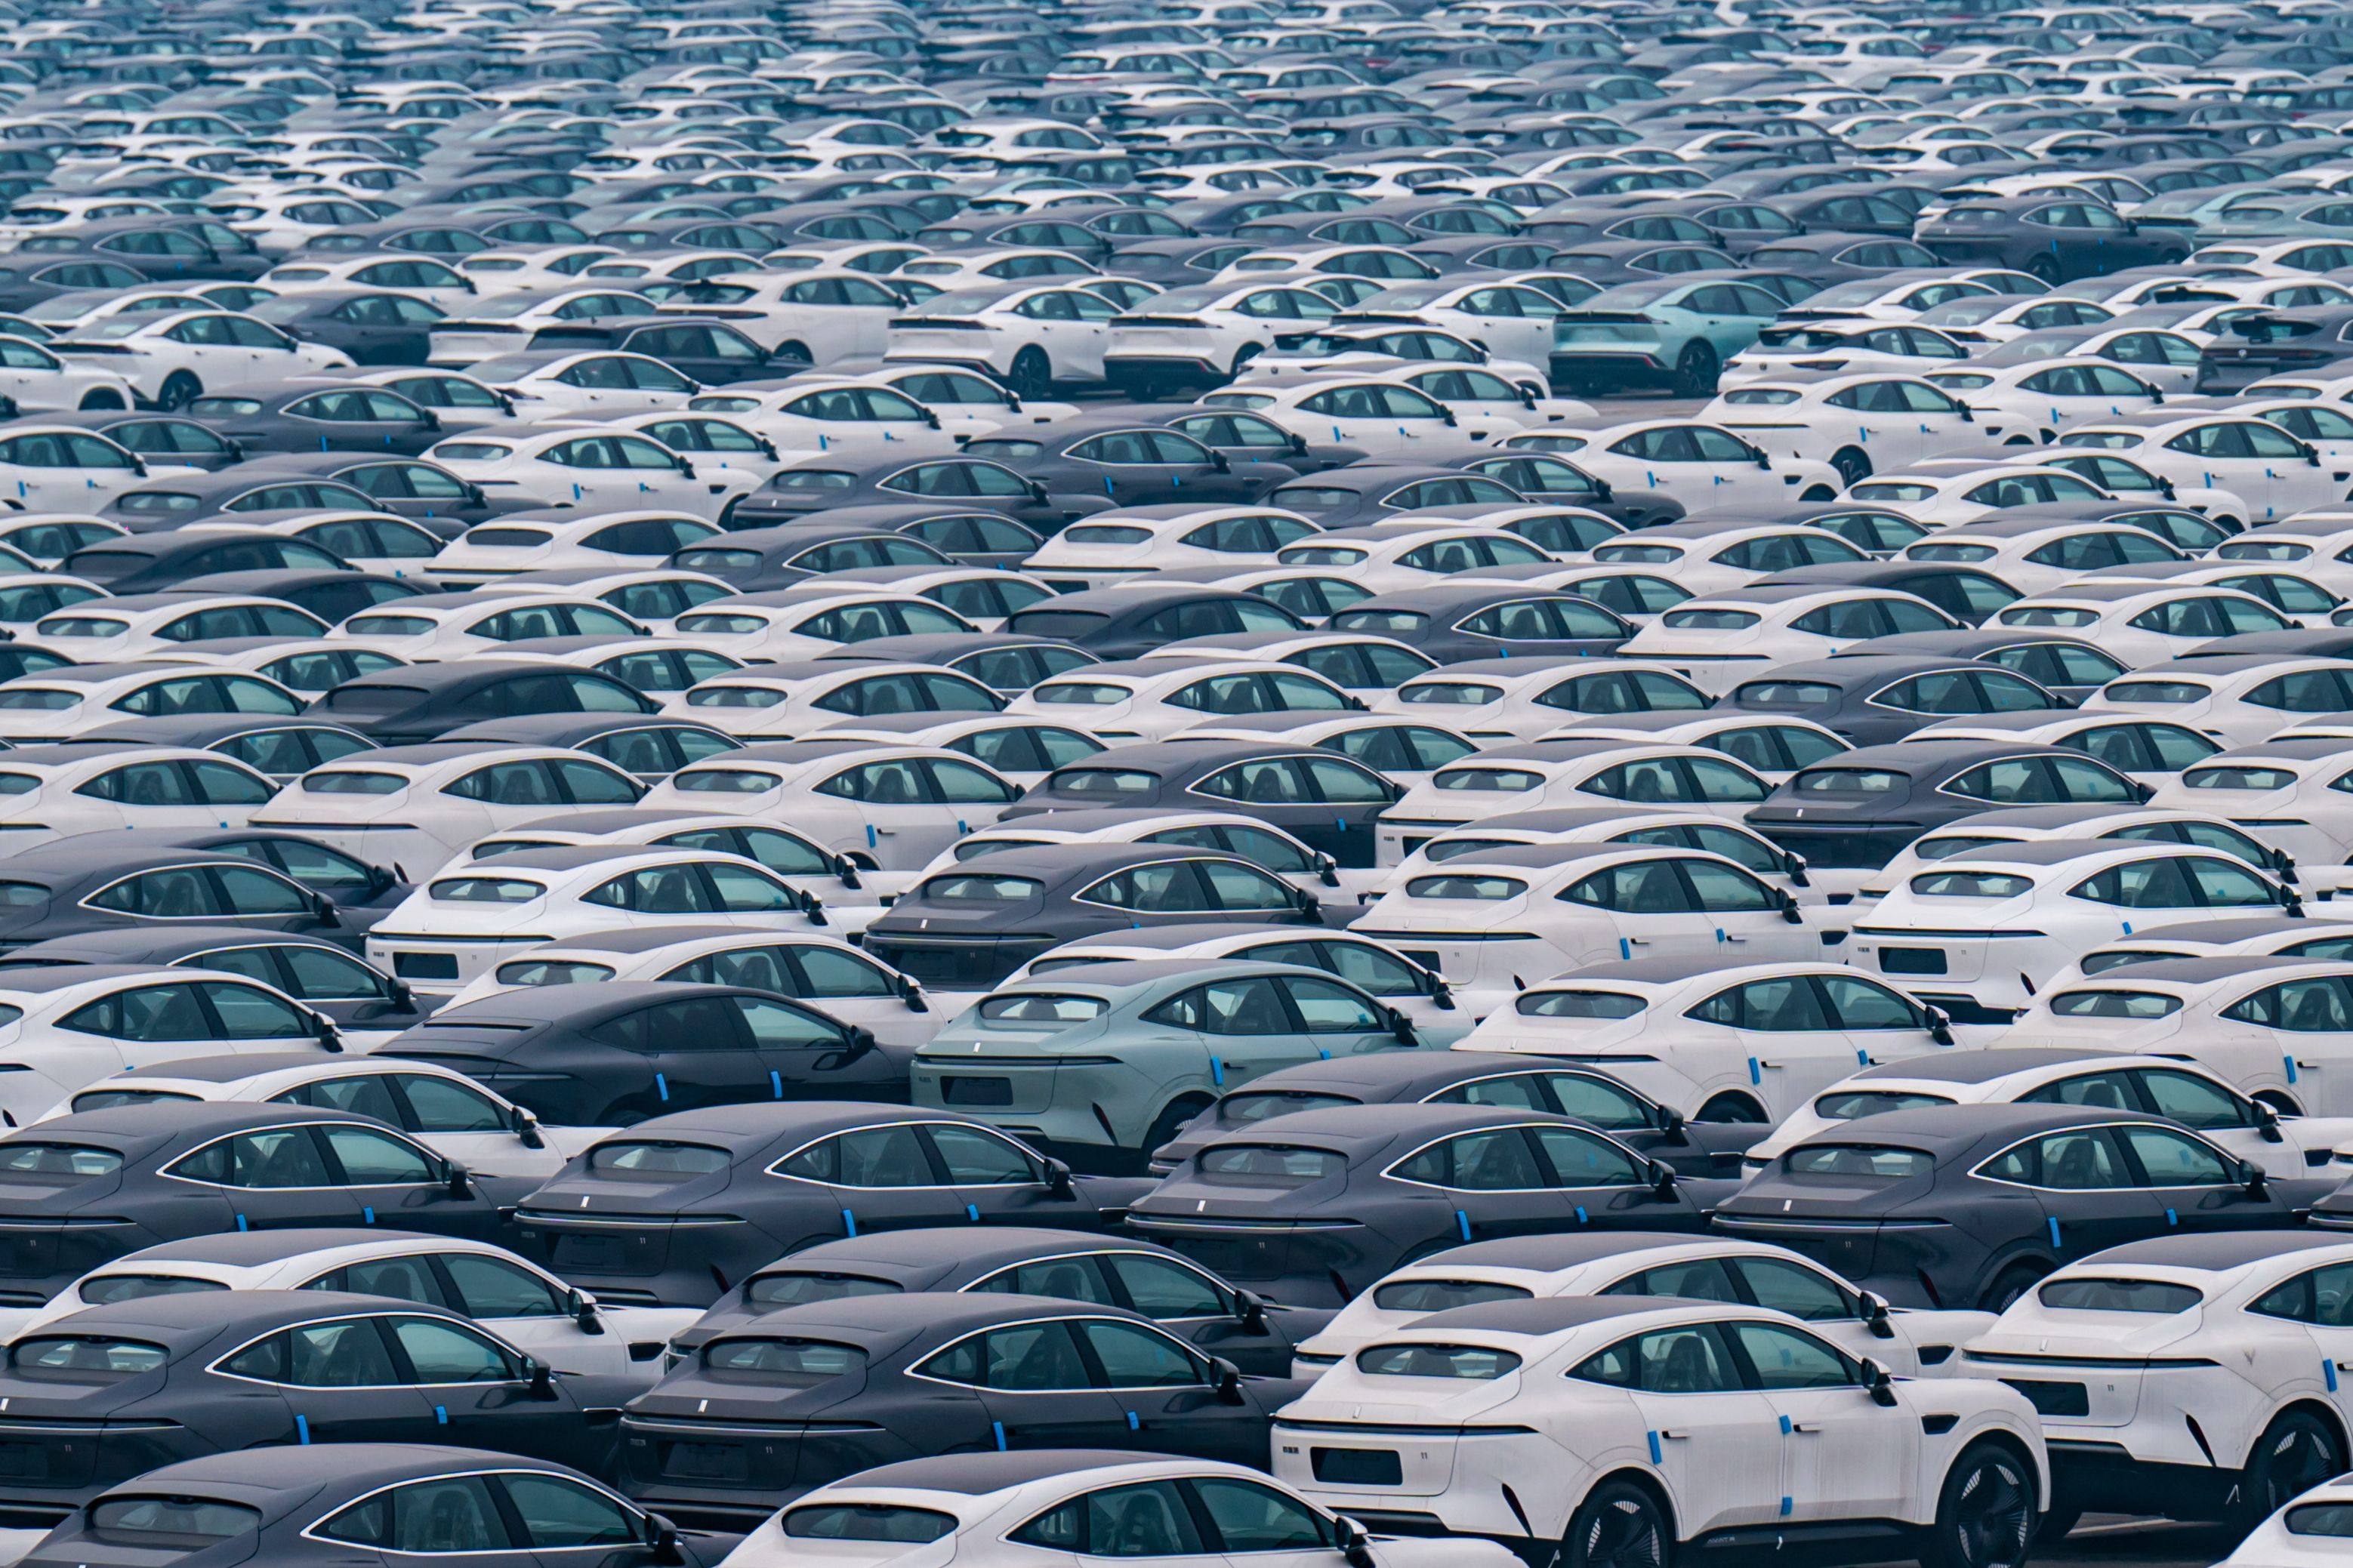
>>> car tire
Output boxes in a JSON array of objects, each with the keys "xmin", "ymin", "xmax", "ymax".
[
  {"xmin": 779, "ymin": 341, "xmax": 811, "ymax": 365},
  {"xmin": 1926, "ymin": 1441, "xmax": 2033, "ymax": 1568},
  {"xmin": 1978, "ymin": 1261, "xmax": 2046, "ymax": 1312},
  {"xmin": 158, "ymin": 371, "xmax": 201, "ymax": 411},
  {"xmin": 1695, "ymin": 1092, "xmax": 1766, "ymax": 1123},
  {"xmin": 1143, "ymin": 1097, "xmax": 1213, "ymax": 1158},
  {"xmin": 2235, "ymin": 1409, "xmax": 2342, "ymax": 1531},
  {"xmin": 77, "ymin": 390, "xmax": 124, "ymax": 410},
  {"xmin": 1831, "ymin": 447, "xmax": 1870, "ymax": 486},
  {"xmin": 1560, "ymin": 1478, "xmax": 1670, "ymax": 1568},
  {"xmin": 2034, "ymin": 1505, "xmax": 2082, "ymax": 1543},
  {"xmin": 1671, "ymin": 340, "xmax": 1718, "ymax": 398},
  {"xmin": 1010, "ymin": 347, "xmax": 1051, "ymax": 400},
  {"xmin": 1230, "ymin": 344, "xmax": 1262, "ymax": 378},
  {"xmin": 1799, "ymin": 485, "xmax": 1835, "ymax": 501},
  {"xmin": 2026, "ymin": 254, "xmax": 2062, "ymax": 283}
]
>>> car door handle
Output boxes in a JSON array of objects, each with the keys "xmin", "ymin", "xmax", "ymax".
[
  {"xmin": 1790, "ymin": 1422, "xmax": 1824, "ymax": 1434},
  {"xmin": 1658, "ymin": 1429, "xmax": 1690, "ymax": 1440}
]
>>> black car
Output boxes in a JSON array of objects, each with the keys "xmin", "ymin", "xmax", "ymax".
[
  {"xmin": 1127, "ymin": 1103, "xmax": 1732, "ymax": 1308},
  {"xmin": 1830, "ymin": 629, "xmax": 2132, "ymax": 704},
  {"xmin": 1751, "ymin": 560, "xmax": 2026, "ymax": 626},
  {"xmin": 616, "ymin": 1292, "xmax": 1304, "ymax": 1527},
  {"xmin": 2194, "ymin": 305, "xmax": 2353, "ymax": 393},
  {"xmin": 1004, "ymin": 585, "xmax": 1308, "ymax": 659},
  {"xmin": 1745, "ymin": 739, "xmax": 2152, "ymax": 882},
  {"xmin": 1326, "ymin": 584, "xmax": 1634, "ymax": 662},
  {"xmin": 1722, "ymin": 656, "xmax": 2068, "ymax": 747},
  {"xmin": 812, "ymin": 632, "xmax": 1101, "ymax": 696},
  {"xmin": 1263, "ymin": 464, "xmax": 1534, "ymax": 530},
  {"xmin": 1716, "ymin": 1104, "xmax": 2336, "ymax": 1311},
  {"xmin": 0, "ymin": 844, "xmax": 359, "ymax": 953},
  {"xmin": 184, "ymin": 385, "xmax": 446, "ymax": 456},
  {"xmin": 302, "ymin": 661, "xmax": 659, "ymax": 745},
  {"xmin": 0, "ymin": 926, "xmax": 425, "ymax": 1036},
  {"xmin": 18, "ymin": 1444, "xmax": 730, "ymax": 1568},
  {"xmin": 76, "ymin": 712, "xmax": 378, "ymax": 783},
  {"xmin": 862, "ymin": 843, "xmax": 1331, "ymax": 989},
  {"xmin": 1006, "ymin": 738, "xmax": 1402, "ymax": 858},
  {"xmin": 1145, "ymin": 1050, "xmax": 1759, "ymax": 1179},
  {"xmin": 665, "ymin": 1225, "xmax": 1329, "ymax": 1372},
  {"xmin": 41, "ymin": 410, "xmax": 245, "ymax": 470},
  {"xmin": 60, "ymin": 530, "xmax": 352, "ymax": 591},
  {"xmin": 0, "ymin": 1292, "xmax": 630, "ymax": 1526},
  {"xmin": 0, "ymin": 1104, "xmax": 529, "ymax": 1302},
  {"xmin": 245, "ymin": 288, "xmax": 449, "ymax": 364},
  {"xmin": 381, "ymin": 980, "xmax": 909, "ymax": 1126},
  {"xmin": 511, "ymin": 1103, "xmax": 1148, "ymax": 1307},
  {"xmin": 1917, "ymin": 196, "xmax": 2194, "ymax": 282},
  {"xmin": 964, "ymin": 417, "xmax": 1300, "ymax": 507},
  {"xmin": 665, "ymin": 520, "xmax": 952, "ymax": 590},
  {"xmin": 527, "ymin": 316, "xmax": 800, "ymax": 385},
  {"xmin": 36, "ymin": 826, "xmax": 409, "ymax": 917}
]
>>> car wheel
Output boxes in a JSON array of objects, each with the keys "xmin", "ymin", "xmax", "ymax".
[
  {"xmin": 2026, "ymin": 254, "xmax": 2062, "ymax": 283},
  {"xmin": 1561, "ymin": 1479, "xmax": 1670, "ymax": 1568},
  {"xmin": 1799, "ymin": 485, "xmax": 1835, "ymax": 501},
  {"xmin": 1230, "ymin": 343, "xmax": 1262, "ymax": 378},
  {"xmin": 1831, "ymin": 447, "xmax": 1870, "ymax": 486},
  {"xmin": 779, "ymin": 340, "xmax": 811, "ymax": 365},
  {"xmin": 1927, "ymin": 1442, "xmax": 2033, "ymax": 1568},
  {"xmin": 1010, "ymin": 347, "xmax": 1051, "ymax": 400},
  {"xmin": 1978, "ymin": 1261, "xmax": 2047, "ymax": 1313},
  {"xmin": 77, "ymin": 390, "xmax": 124, "ymax": 410},
  {"xmin": 1144, "ymin": 1096, "xmax": 1213, "ymax": 1157},
  {"xmin": 158, "ymin": 371, "xmax": 201, "ymax": 411},
  {"xmin": 2237, "ymin": 1410, "xmax": 2343, "ymax": 1530},
  {"xmin": 717, "ymin": 498, "xmax": 740, "ymax": 530},
  {"xmin": 1671, "ymin": 340, "xmax": 1718, "ymax": 398},
  {"xmin": 1695, "ymin": 1092, "xmax": 1766, "ymax": 1123}
]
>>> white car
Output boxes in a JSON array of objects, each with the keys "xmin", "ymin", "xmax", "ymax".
[
  {"xmin": 424, "ymin": 285, "xmax": 656, "ymax": 365},
  {"xmin": 439, "ymin": 928, "xmax": 939, "ymax": 1044},
  {"xmin": 2148, "ymin": 740, "xmax": 2353, "ymax": 867},
  {"xmin": 659, "ymin": 270, "xmax": 908, "ymax": 360},
  {"xmin": 638, "ymin": 743, "xmax": 1025, "ymax": 871},
  {"xmin": 1845, "ymin": 462, "xmax": 2114, "ymax": 528},
  {"xmin": 1961, "ymin": 1233, "xmax": 2353, "ymax": 1533},
  {"xmin": 1276, "ymin": 1296, "xmax": 2043, "ymax": 1568},
  {"xmin": 1706, "ymin": 373, "xmax": 1982, "ymax": 482},
  {"xmin": 665, "ymin": 660, "xmax": 1008, "ymax": 741},
  {"xmin": 2056, "ymin": 412, "xmax": 2346, "ymax": 524},
  {"xmin": 1852, "ymin": 801, "xmax": 2289, "ymax": 905},
  {"xmin": 722, "ymin": 1454, "xmax": 1517, "ymax": 1568},
  {"xmin": 0, "ymin": 333, "xmax": 139, "ymax": 411},
  {"xmin": 261, "ymin": 252, "xmax": 480, "ymax": 310},
  {"xmin": 1899, "ymin": 517, "xmax": 2185, "ymax": 598},
  {"xmin": 1920, "ymin": 359, "xmax": 2171, "ymax": 445},
  {"xmin": 884, "ymin": 281, "xmax": 1120, "ymax": 396},
  {"xmin": 2077, "ymin": 658, "xmax": 2353, "ymax": 747},
  {"xmin": 1271, "ymin": 520, "xmax": 1555, "ymax": 596},
  {"xmin": 425, "ymin": 426, "xmax": 763, "ymax": 523},
  {"xmin": 0, "ymin": 963, "xmax": 339, "ymax": 1126},
  {"xmin": 2218, "ymin": 1476, "xmax": 2353, "ymax": 1568},
  {"xmin": 1453, "ymin": 957, "xmax": 1950, "ymax": 1124},
  {"xmin": 248, "ymin": 743, "xmax": 647, "ymax": 870},
  {"xmin": 1200, "ymin": 375, "xmax": 1487, "ymax": 461},
  {"xmin": 1376, "ymin": 741, "xmax": 1770, "ymax": 861},
  {"xmin": 1350, "ymin": 844, "xmax": 1823, "ymax": 1004},
  {"xmin": 0, "ymin": 424, "xmax": 198, "ymax": 506},
  {"xmin": 363, "ymin": 845, "xmax": 829, "ymax": 998},
  {"xmin": 1722, "ymin": 319, "xmax": 1975, "ymax": 388},
  {"xmin": 1028, "ymin": 504, "xmax": 1323, "ymax": 591},
  {"xmin": 1744, "ymin": 1048, "xmax": 2353, "ymax": 1176},
  {"xmin": 674, "ymin": 380, "xmax": 964, "ymax": 462},
  {"xmin": 0, "ymin": 742, "xmax": 279, "ymax": 841},
  {"xmin": 669, "ymin": 587, "xmax": 979, "ymax": 662},
  {"xmin": 1619, "ymin": 585, "xmax": 1959, "ymax": 695},
  {"xmin": 2, "ymin": 1230, "xmax": 693, "ymax": 1379},
  {"xmin": 1293, "ymin": 1231, "xmax": 1995, "ymax": 1376},
  {"xmin": 327, "ymin": 590, "xmax": 649, "ymax": 661},
  {"xmin": 426, "ymin": 511, "xmax": 721, "ymax": 587},
  {"xmin": 463, "ymin": 350, "xmax": 702, "ymax": 419},
  {"xmin": 1991, "ymin": 582, "xmax": 2294, "ymax": 667},
  {"xmin": 1369, "ymin": 660, "xmax": 1709, "ymax": 747},
  {"xmin": 52, "ymin": 1053, "xmax": 575, "ymax": 1175},
  {"xmin": 1849, "ymin": 841, "xmax": 2302, "ymax": 1017},
  {"xmin": 1587, "ymin": 520, "xmax": 1871, "ymax": 595},
  {"xmin": 1102, "ymin": 278, "xmax": 1342, "ymax": 390},
  {"xmin": 29, "ymin": 591, "xmax": 328, "ymax": 662},
  {"xmin": 49, "ymin": 308, "xmax": 353, "ymax": 407},
  {"xmin": 1004, "ymin": 657, "xmax": 1360, "ymax": 744}
]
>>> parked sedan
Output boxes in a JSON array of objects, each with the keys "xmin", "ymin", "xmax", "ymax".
[
  {"xmin": 510, "ymin": 1102, "xmax": 1149, "ymax": 1308},
  {"xmin": 1325, "ymin": 584, "xmax": 1634, "ymax": 662},
  {"xmin": 1714, "ymin": 1104, "xmax": 2339, "ymax": 1313},
  {"xmin": 0, "ymin": 1290, "xmax": 632, "ymax": 1526},
  {"xmin": 615, "ymin": 1292, "xmax": 1308, "ymax": 1527},
  {"xmin": 664, "ymin": 1225, "xmax": 1328, "ymax": 1374},
  {"xmin": 1126, "ymin": 1103, "xmax": 1732, "ymax": 1308}
]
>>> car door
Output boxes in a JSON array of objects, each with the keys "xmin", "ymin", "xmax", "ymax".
[
  {"xmin": 494, "ymin": 1470, "xmax": 660, "ymax": 1568},
  {"xmin": 1727, "ymin": 1320, "xmax": 1918, "ymax": 1525},
  {"xmin": 319, "ymin": 1120, "xmax": 504, "ymax": 1240},
  {"xmin": 1604, "ymin": 1322, "xmax": 1787, "ymax": 1533},
  {"xmin": 384, "ymin": 1313, "xmax": 606, "ymax": 1471},
  {"xmin": 605, "ymin": 995, "xmax": 769, "ymax": 1111},
  {"xmin": 1390, "ymin": 1126, "xmax": 1565, "ymax": 1242},
  {"xmin": 1984, "ymin": 1126, "xmax": 2166, "ymax": 1260},
  {"xmin": 733, "ymin": 993, "xmax": 904, "ymax": 1101},
  {"xmin": 817, "ymin": 758, "xmax": 959, "ymax": 869},
  {"xmin": 1183, "ymin": 972, "xmax": 1320, "ymax": 1089},
  {"xmin": 2115, "ymin": 1122, "xmax": 2278, "ymax": 1234},
  {"xmin": 956, "ymin": 1317, "xmax": 1130, "ymax": 1449},
  {"xmin": 217, "ymin": 1317, "xmax": 436, "ymax": 1443},
  {"xmin": 1076, "ymin": 1316, "xmax": 1268, "ymax": 1465},
  {"xmin": 1680, "ymin": 857, "xmax": 1809, "ymax": 961},
  {"xmin": 1556, "ymin": 858, "xmax": 1720, "ymax": 968},
  {"xmin": 306, "ymin": 1472, "xmax": 538, "ymax": 1563},
  {"xmin": 928, "ymin": 1120, "xmax": 1099, "ymax": 1228}
]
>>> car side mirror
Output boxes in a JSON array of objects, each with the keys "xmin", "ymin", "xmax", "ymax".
[
  {"xmin": 1334, "ymin": 1516, "xmax": 1375, "ymax": 1568},
  {"xmin": 897, "ymin": 974, "xmax": 929, "ymax": 1013},
  {"xmin": 1439, "ymin": 408, "xmax": 1457, "ymax": 427},
  {"xmin": 1315, "ymin": 852, "xmax": 1340, "ymax": 889},
  {"xmin": 842, "ymin": 1024, "xmax": 878, "ymax": 1059},
  {"xmin": 924, "ymin": 409, "xmax": 941, "ymax": 430},
  {"xmin": 1288, "ymin": 433, "xmax": 1306, "ymax": 454},
  {"xmin": 2253, "ymin": 1098, "xmax": 2285, "ymax": 1143},
  {"xmin": 1861, "ymin": 1291, "xmax": 1895, "ymax": 1339},
  {"xmin": 1297, "ymin": 889, "xmax": 1325, "ymax": 926},
  {"xmin": 131, "ymin": 456, "xmax": 150, "ymax": 478},
  {"xmin": 831, "ymin": 853, "xmax": 863, "ymax": 890},
  {"xmin": 2244, "ymin": 1160, "xmax": 2270, "ymax": 1197},
  {"xmin": 1957, "ymin": 405, "xmax": 1973, "ymax": 423},
  {"xmin": 509, "ymin": 1104, "xmax": 545, "ymax": 1149},
  {"xmin": 1864, "ymin": 1358, "xmax": 1896, "ymax": 1406},
  {"xmin": 1429, "ymin": 976, "xmax": 1456, "ymax": 1012},
  {"xmin": 1753, "ymin": 451, "xmax": 1771, "ymax": 470},
  {"xmin": 446, "ymin": 1163, "xmax": 472, "ymax": 1198},
  {"xmin": 1386, "ymin": 1006, "xmax": 1417, "ymax": 1046},
  {"xmin": 1234, "ymin": 1288, "xmax": 1268, "ymax": 1331},
  {"xmin": 313, "ymin": 1016, "xmax": 344, "ymax": 1055},
  {"xmin": 1044, "ymin": 1157, "xmax": 1075, "ymax": 1198},
  {"xmin": 1209, "ymin": 1355, "xmax": 1244, "ymax": 1403},
  {"xmin": 311, "ymin": 892, "xmax": 342, "ymax": 928},
  {"xmin": 794, "ymin": 888, "xmax": 828, "ymax": 927},
  {"xmin": 571, "ymin": 1289, "xmax": 603, "ymax": 1334},
  {"xmin": 1926, "ymin": 1005, "xmax": 1954, "ymax": 1046},
  {"xmin": 675, "ymin": 457, "xmax": 696, "ymax": 477},
  {"xmin": 1778, "ymin": 890, "xmax": 1802, "ymax": 924},
  {"xmin": 1783, "ymin": 851, "xmax": 1810, "ymax": 888},
  {"xmin": 387, "ymin": 978, "xmax": 416, "ymax": 1011},
  {"xmin": 1210, "ymin": 449, "xmax": 1230, "ymax": 473},
  {"xmin": 644, "ymin": 1512, "xmax": 683, "ymax": 1566},
  {"xmin": 1648, "ymin": 1160, "xmax": 1678, "ymax": 1196}
]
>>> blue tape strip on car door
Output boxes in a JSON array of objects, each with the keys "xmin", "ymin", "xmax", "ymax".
[
  {"xmin": 1457, "ymin": 1209, "xmax": 1471, "ymax": 1240},
  {"xmin": 656, "ymin": 1073, "xmax": 668, "ymax": 1101},
  {"xmin": 295, "ymin": 1414, "xmax": 310, "ymax": 1444},
  {"xmin": 2049, "ymin": 1216, "xmax": 2062, "ymax": 1249},
  {"xmin": 842, "ymin": 1209, "xmax": 857, "ymax": 1237},
  {"xmin": 1646, "ymin": 1431, "xmax": 1661, "ymax": 1463},
  {"xmin": 436, "ymin": 1405, "xmax": 448, "ymax": 1424},
  {"xmin": 993, "ymin": 1421, "xmax": 1007, "ymax": 1450},
  {"xmin": 2330, "ymin": 1360, "xmax": 2341, "ymax": 1393}
]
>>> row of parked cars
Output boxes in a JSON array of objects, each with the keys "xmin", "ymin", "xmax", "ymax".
[{"xmin": 24, "ymin": 0, "xmax": 2353, "ymax": 1564}]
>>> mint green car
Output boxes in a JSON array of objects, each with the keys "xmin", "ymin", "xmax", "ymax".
[{"xmin": 1551, "ymin": 276, "xmax": 1788, "ymax": 396}]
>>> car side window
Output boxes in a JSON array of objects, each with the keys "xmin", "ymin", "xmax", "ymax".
[
  {"xmin": 1190, "ymin": 1478, "xmax": 1334, "ymax": 1552},
  {"xmin": 319, "ymin": 1476, "xmax": 517, "ymax": 1553},
  {"xmin": 926, "ymin": 1125, "xmax": 1038, "ymax": 1185},
  {"xmin": 1603, "ymin": 1257, "xmax": 1742, "ymax": 1303},
  {"xmin": 1734, "ymin": 1258, "xmax": 1856, "ymax": 1322},
  {"xmin": 1529, "ymin": 1126, "xmax": 1645, "ymax": 1188},
  {"xmin": 1081, "ymin": 1319, "xmax": 1205, "ymax": 1388},
  {"xmin": 924, "ymin": 1320, "xmax": 1090, "ymax": 1389},
  {"xmin": 1732, "ymin": 1322, "xmax": 1858, "ymax": 1389},
  {"xmin": 2119, "ymin": 1126, "xmax": 2235, "ymax": 1187},
  {"xmin": 441, "ymin": 1254, "xmax": 566, "ymax": 1319},
  {"xmin": 1013, "ymin": 1481, "xmax": 1206, "ymax": 1556}
]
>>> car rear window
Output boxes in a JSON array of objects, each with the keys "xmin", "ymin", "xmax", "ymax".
[
  {"xmin": 704, "ymin": 1337, "xmax": 865, "ymax": 1385},
  {"xmin": 1355, "ymin": 1342, "xmax": 1521, "ymax": 1379},
  {"xmin": 0, "ymin": 1142, "xmax": 119, "ymax": 1180},
  {"xmin": 587, "ymin": 1141, "xmax": 730, "ymax": 1178},
  {"xmin": 785, "ymin": 1505, "xmax": 955, "ymax": 1542},
  {"xmin": 1197, "ymin": 1144, "xmax": 1343, "ymax": 1185},
  {"xmin": 11, "ymin": 1336, "xmax": 165, "ymax": 1380},
  {"xmin": 2048, "ymin": 990, "xmax": 2181, "ymax": 1018},
  {"xmin": 1909, "ymin": 871, "xmax": 2031, "ymax": 898},
  {"xmin": 2287, "ymin": 1504, "xmax": 2353, "ymax": 1537},
  {"xmin": 923, "ymin": 875, "xmax": 1042, "ymax": 903},
  {"xmin": 1784, "ymin": 1145, "xmax": 1932, "ymax": 1179},
  {"xmin": 744, "ymin": 1272, "xmax": 903, "ymax": 1310},
  {"xmin": 89, "ymin": 1498, "xmax": 259, "ymax": 1542},
  {"xmin": 1793, "ymin": 767, "xmax": 1906, "ymax": 794},
  {"xmin": 1371, "ymin": 1278, "xmax": 1534, "ymax": 1312},
  {"xmin": 1516, "ymin": 990, "xmax": 1644, "ymax": 1018},
  {"xmin": 2037, "ymin": 1277, "xmax": 2202, "ymax": 1314},
  {"xmin": 1813, "ymin": 1090, "xmax": 1953, "ymax": 1120},
  {"xmin": 978, "ymin": 993, "xmax": 1106, "ymax": 1023},
  {"xmin": 77, "ymin": 1273, "xmax": 230, "ymax": 1306}
]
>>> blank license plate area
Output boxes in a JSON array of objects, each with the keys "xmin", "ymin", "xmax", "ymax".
[
  {"xmin": 1312, "ymin": 1448, "xmax": 1402, "ymax": 1486},
  {"xmin": 2000, "ymin": 1379, "xmax": 2088, "ymax": 1417}
]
